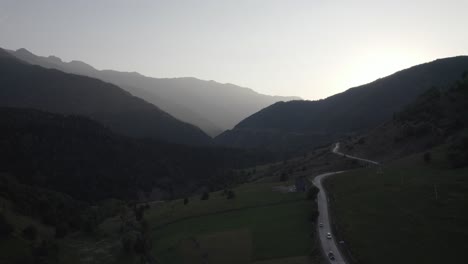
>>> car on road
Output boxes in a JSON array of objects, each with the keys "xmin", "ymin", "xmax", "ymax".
[
  {"xmin": 326, "ymin": 232, "xmax": 332, "ymax": 239},
  {"xmin": 319, "ymin": 223, "xmax": 323, "ymax": 227},
  {"xmin": 328, "ymin": 251, "xmax": 335, "ymax": 260}
]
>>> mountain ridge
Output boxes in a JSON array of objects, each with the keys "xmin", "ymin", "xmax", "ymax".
[
  {"xmin": 0, "ymin": 47, "xmax": 213, "ymax": 146},
  {"xmin": 216, "ymin": 55, "xmax": 468, "ymax": 153},
  {"xmin": 10, "ymin": 48, "xmax": 300, "ymax": 136},
  {"xmin": 341, "ymin": 73, "xmax": 468, "ymax": 163}
]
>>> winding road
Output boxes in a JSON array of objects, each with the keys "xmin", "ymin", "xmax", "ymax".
[{"xmin": 311, "ymin": 143, "xmax": 379, "ymax": 263}]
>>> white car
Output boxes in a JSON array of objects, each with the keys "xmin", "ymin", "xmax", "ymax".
[{"xmin": 326, "ymin": 232, "xmax": 332, "ymax": 239}]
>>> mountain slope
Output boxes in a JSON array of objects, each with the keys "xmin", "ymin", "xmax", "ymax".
[
  {"xmin": 341, "ymin": 73, "xmax": 468, "ymax": 163},
  {"xmin": 0, "ymin": 48, "xmax": 212, "ymax": 145},
  {"xmin": 10, "ymin": 48, "xmax": 300, "ymax": 136},
  {"xmin": 216, "ymin": 56, "xmax": 468, "ymax": 151},
  {"xmin": 0, "ymin": 107, "xmax": 276, "ymax": 201}
]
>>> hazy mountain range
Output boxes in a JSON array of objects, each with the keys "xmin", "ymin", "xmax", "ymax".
[
  {"xmin": 0, "ymin": 48, "xmax": 212, "ymax": 145},
  {"xmin": 216, "ymin": 56, "xmax": 468, "ymax": 153},
  {"xmin": 9, "ymin": 48, "xmax": 300, "ymax": 136}
]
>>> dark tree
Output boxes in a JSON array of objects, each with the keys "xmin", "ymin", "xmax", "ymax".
[
  {"xmin": 0, "ymin": 212, "xmax": 13, "ymax": 238},
  {"xmin": 447, "ymin": 135, "xmax": 468, "ymax": 168},
  {"xmin": 121, "ymin": 233, "xmax": 135, "ymax": 253},
  {"xmin": 22, "ymin": 225, "xmax": 38, "ymax": 241},
  {"xmin": 32, "ymin": 240, "xmax": 59, "ymax": 264},
  {"xmin": 227, "ymin": 190, "xmax": 236, "ymax": 200},
  {"xmin": 280, "ymin": 172, "xmax": 288, "ymax": 182},
  {"xmin": 54, "ymin": 222, "xmax": 69, "ymax": 238},
  {"xmin": 183, "ymin": 197, "xmax": 189, "ymax": 205},
  {"xmin": 134, "ymin": 206, "xmax": 144, "ymax": 222},
  {"xmin": 307, "ymin": 186, "xmax": 320, "ymax": 200},
  {"xmin": 423, "ymin": 152, "xmax": 432, "ymax": 163},
  {"xmin": 309, "ymin": 210, "xmax": 319, "ymax": 222},
  {"xmin": 133, "ymin": 235, "xmax": 147, "ymax": 255},
  {"xmin": 201, "ymin": 192, "xmax": 210, "ymax": 200}
]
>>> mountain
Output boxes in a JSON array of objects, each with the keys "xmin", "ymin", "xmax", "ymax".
[
  {"xmin": 10, "ymin": 48, "xmax": 300, "ymax": 136},
  {"xmin": 0, "ymin": 107, "xmax": 276, "ymax": 201},
  {"xmin": 340, "ymin": 73, "xmax": 468, "ymax": 163},
  {"xmin": 0, "ymin": 48, "xmax": 212, "ymax": 145},
  {"xmin": 215, "ymin": 56, "xmax": 468, "ymax": 153}
]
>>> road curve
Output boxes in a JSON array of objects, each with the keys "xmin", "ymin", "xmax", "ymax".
[
  {"xmin": 311, "ymin": 143, "xmax": 379, "ymax": 264},
  {"xmin": 332, "ymin": 143, "xmax": 379, "ymax": 165}
]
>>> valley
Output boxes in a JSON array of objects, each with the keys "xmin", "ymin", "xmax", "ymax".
[{"xmin": 1, "ymin": 4, "xmax": 468, "ymax": 263}]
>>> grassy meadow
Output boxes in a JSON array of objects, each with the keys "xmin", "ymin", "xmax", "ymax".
[
  {"xmin": 325, "ymin": 147, "xmax": 468, "ymax": 264},
  {"xmin": 143, "ymin": 181, "xmax": 319, "ymax": 264}
]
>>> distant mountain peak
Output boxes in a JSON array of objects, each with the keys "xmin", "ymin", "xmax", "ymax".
[
  {"xmin": 68, "ymin": 60, "xmax": 96, "ymax": 71},
  {"xmin": 47, "ymin": 55, "xmax": 63, "ymax": 64},
  {"xmin": 0, "ymin": 48, "xmax": 12, "ymax": 58},
  {"xmin": 15, "ymin": 48, "xmax": 35, "ymax": 56}
]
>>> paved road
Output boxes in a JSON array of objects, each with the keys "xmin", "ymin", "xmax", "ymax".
[
  {"xmin": 311, "ymin": 143, "xmax": 379, "ymax": 263},
  {"xmin": 332, "ymin": 143, "xmax": 379, "ymax": 165},
  {"xmin": 313, "ymin": 171, "xmax": 346, "ymax": 264}
]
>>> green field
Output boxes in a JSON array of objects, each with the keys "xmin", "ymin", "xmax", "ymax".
[
  {"xmin": 144, "ymin": 181, "xmax": 319, "ymax": 264},
  {"xmin": 1, "ymin": 157, "xmax": 327, "ymax": 264},
  {"xmin": 145, "ymin": 182, "xmax": 305, "ymax": 226},
  {"xmin": 325, "ymin": 148, "xmax": 468, "ymax": 264}
]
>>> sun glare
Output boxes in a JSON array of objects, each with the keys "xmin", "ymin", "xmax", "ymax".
[{"xmin": 344, "ymin": 52, "xmax": 423, "ymax": 88}]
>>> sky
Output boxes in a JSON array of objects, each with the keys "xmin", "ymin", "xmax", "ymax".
[{"xmin": 1, "ymin": 0, "xmax": 467, "ymax": 100}]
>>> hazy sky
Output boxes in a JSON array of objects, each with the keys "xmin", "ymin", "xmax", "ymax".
[{"xmin": 1, "ymin": 0, "xmax": 467, "ymax": 100}]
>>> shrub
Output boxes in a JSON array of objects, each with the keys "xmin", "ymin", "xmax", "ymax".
[
  {"xmin": 133, "ymin": 235, "xmax": 147, "ymax": 255},
  {"xmin": 121, "ymin": 232, "xmax": 136, "ymax": 253},
  {"xmin": 307, "ymin": 186, "xmax": 319, "ymax": 200},
  {"xmin": 134, "ymin": 206, "xmax": 145, "ymax": 222},
  {"xmin": 423, "ymin": 152, "xmax": 432, "ymax": 163},
  {"xmin": 280, "ymin": 172, "xmax": 288, "ymax": 182},
  {"xmin": 22, "ymin": 225, "xmax": 38, "ymax": 241},
  {"xmin": 32, "ymin": 240, "xmax": 59, "ymax": 264},
  {"xmin": 227, "ymin": 190, "xmax": 236, "ymax": 200},
  {"xmin": 54, "ymin": 222, "xmax": 69, "ymax": 238},
  {"xmin": 447, "ymin": 136, "xmax": 468, "ymax": 168},
  {"xmin": 0, "ymin": 212, "xmax": 13, "ymax": 238},
  {"xmin": 183, "ymin": 197, "xmax": 189, "ymax": 205},
  {"xmin": 200, "ymin": 192, "xmax": 210, "ymax": 200},
  {"xmin": 308, "ymin": 210, "xmax": 319, "ymax": 222}
]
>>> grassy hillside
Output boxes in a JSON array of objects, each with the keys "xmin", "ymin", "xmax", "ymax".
[{"xmin": 324, "ymin": 147, "xmax": 468, "ymax": 264}]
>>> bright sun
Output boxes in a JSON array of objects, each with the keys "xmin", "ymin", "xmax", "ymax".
[{"xmin": 344, "ymin": 51, "xmax": 425, "ymax": 89}]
